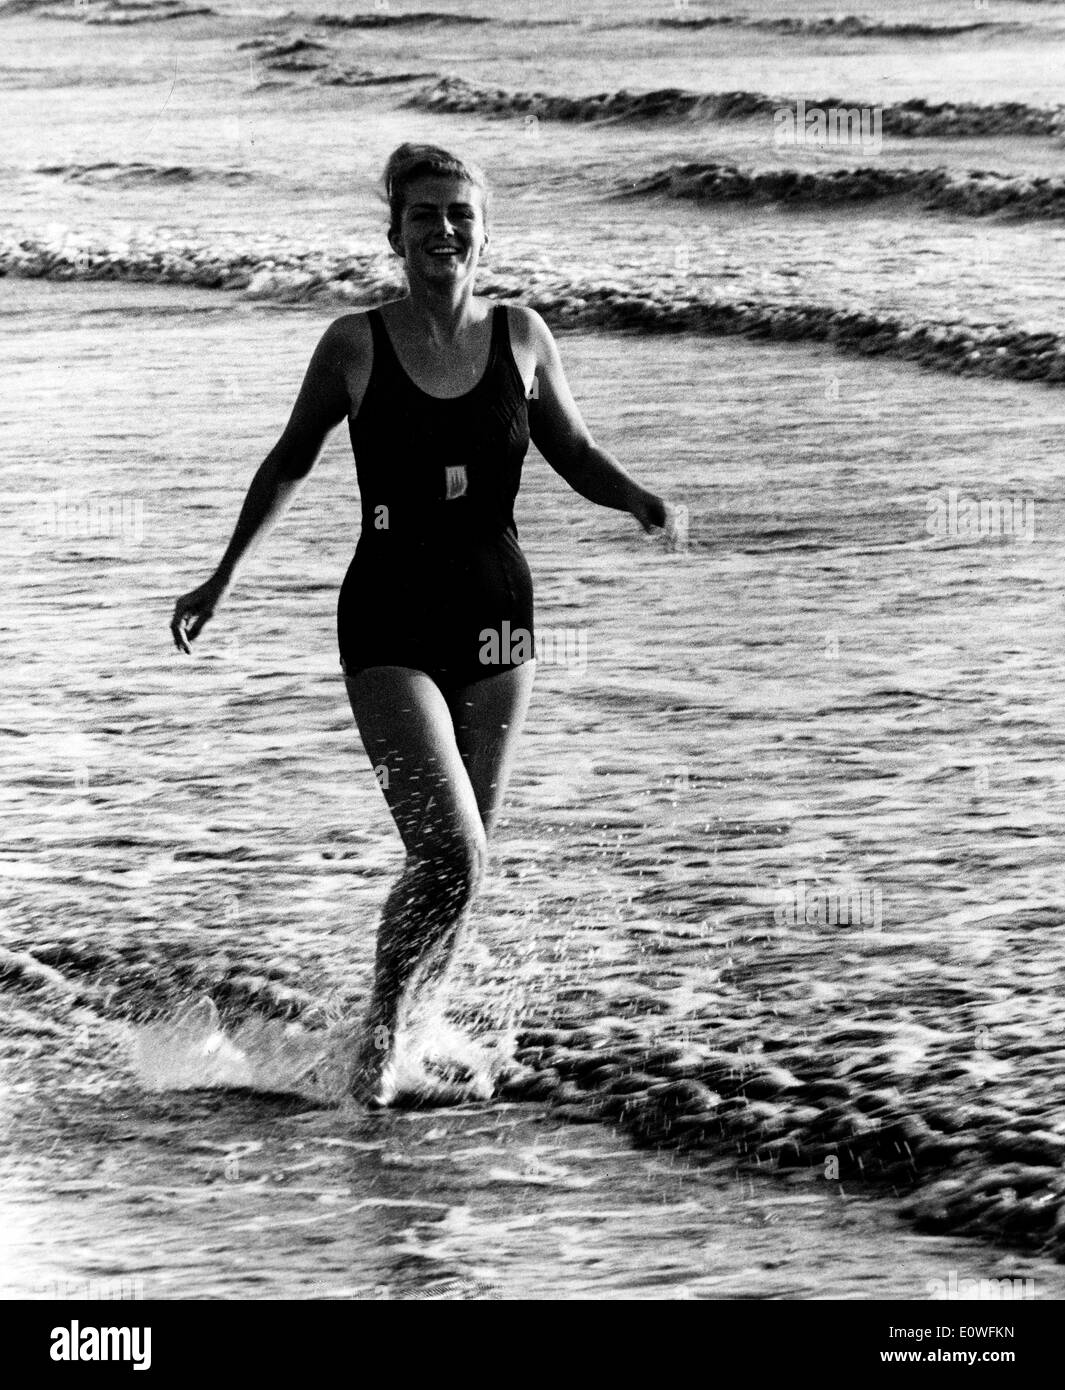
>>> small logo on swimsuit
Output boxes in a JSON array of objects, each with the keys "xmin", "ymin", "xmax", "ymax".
[{"xmin": 444, "ymin": 465, "xmax": 468, "ymax": 501}]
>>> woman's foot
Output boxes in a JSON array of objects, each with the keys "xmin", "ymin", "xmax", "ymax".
[{"xmin": 345, "ymin": 1021, "xmax": 397, "ymax": 1106}]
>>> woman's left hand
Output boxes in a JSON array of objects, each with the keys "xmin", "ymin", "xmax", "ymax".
[
  {"xmin": 630, "ymin": 489, "xmax": 687, "ymax": 551},
  {"xmin": 629, "ymin": 487, "xmax": 668, "ymax": 534}
]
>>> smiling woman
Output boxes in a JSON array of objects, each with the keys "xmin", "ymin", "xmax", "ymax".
[
  {"xmin": 385, "ymin": 142, "xmax": 491, "ymax": 263},
  {"xmin": 170, "ymin": 141, "xmax": 671, "ymax": 1106}
]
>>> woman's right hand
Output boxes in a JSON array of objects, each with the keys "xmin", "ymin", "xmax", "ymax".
[{"xmin": 171, "ymin": 573, "xmax": 229, "ymax": 654}]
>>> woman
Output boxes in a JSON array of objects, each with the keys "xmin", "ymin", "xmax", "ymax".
[{"xmin": 171, "ymin": 143, "xmax": 671, "ymax": 1104}]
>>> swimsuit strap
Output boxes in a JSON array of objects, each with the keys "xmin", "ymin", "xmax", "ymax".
[
  {"xmin": 487, "ymin": 300, "xmax": 502, "ymax": 362},
  {"xmin": 366, "ymin": 306, "xmax": 399, "ymax": 379}
]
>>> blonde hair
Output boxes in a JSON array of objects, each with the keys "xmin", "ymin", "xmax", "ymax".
[{"xmin": 382, "ymin": 142, "xmax": 490, "ymax": 239}]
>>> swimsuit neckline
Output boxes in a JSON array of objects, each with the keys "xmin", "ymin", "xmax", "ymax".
[{"xmin": 375, "ymin": 304, "xmax": 498, "ymax": 403}]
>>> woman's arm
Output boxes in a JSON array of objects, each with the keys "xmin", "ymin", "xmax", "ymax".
[
  {"xmin": 213, "ymin": 321, "xmax": 351, "ymax": 584},
  {"xmin": 171, "ymin": 319, "xmax": 354, "ymax": 652},
  {"xmin": 522, "ymin": 307, "xmax": 668, "ymax": 532}
]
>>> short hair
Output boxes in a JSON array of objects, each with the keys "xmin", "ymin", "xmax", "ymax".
[{"xmin": 382, "ymin": 143, "xmax": 490, "ymax": 240}]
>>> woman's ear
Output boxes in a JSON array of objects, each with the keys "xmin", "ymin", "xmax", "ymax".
[{"xmin": 387, "ymin": 230, "xmax": 404, "ymax": 258}]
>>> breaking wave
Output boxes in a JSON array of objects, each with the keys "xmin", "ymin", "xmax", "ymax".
[
  {"xmin": 34, "ymin": 160, "xmax": 252, "ymax": 186},
  {"xmin": 9, "ymin": 0, "xmax": 216, "ymax": 22},
  {"xmin": 3, "ymin": 227, "xmax": 1064, "ymax": 386},
  {"xmin": 235, "ymin": 34, "xmax": 434, "ymax": 87},
  {"xmin": 312, "ymin": 9, "xmax": 571, "ymax": 28},
  {"xmin": 6, "ymin": 903, "xmax": 1065, "ymax": 1258},
  {"xmin": 631, "ymin": 162, "xmax": 1065, "ymax": 221},
  {"xmin": 0, "ymin": 0, "xmax": 1047, "ymax": 37},
  {"xmin": 655, "ymin": 14, "xmax": 1018, "ymax": 38},
  {"xmin": 504, "ymin": 1006, "xmax": 1065, "ymax": 1263},
  {"xmin": 312, "ymin": 9, "xmax": 492, "ymax": 28},
  {"xmin": 409, "ymin": 76, "xmax": 1065, "ymax": 139}
]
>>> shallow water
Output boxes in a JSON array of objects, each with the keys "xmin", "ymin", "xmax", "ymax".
[
  {"xmin": 4, "ymin": 278, "xmax": 1065, "ymax": 1294},
  {"xmin": 4, "ymin": 0, "xmax": 1065, "ymax": 1298},
  {"xmin": 4, "ymin": 1077, "xmax": 1056, "ymax": 1301}
]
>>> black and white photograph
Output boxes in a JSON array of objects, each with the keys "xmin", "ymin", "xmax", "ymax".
[{"xmin": 1, "ymin": 0, "xmax": 1063, "ymax": 1332}]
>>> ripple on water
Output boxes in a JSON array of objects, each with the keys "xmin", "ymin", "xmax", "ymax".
[{"xmin": 4, "ymin": 279, "xmax": 1065, "ymax": 1288}]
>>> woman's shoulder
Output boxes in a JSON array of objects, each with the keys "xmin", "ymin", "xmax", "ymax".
[
  {"xmin": 326, "ymin": 309, "xmax": 376, "ymax": 343},
  {"xmin": 314, "ymin": 309, "xmax": 384, "ymax": 371},
  {"xmin": 494, "ymin": 300, "xmax": 552, "ymax": 355}
]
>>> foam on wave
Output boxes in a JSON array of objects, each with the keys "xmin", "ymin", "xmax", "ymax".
[
  {"xmin": 410, "ymin": 75, "xmax": 1065, "ymax": 139},
  {"xmin": 631, "ymin": 161, "xmax": 1065, "ymax": 221},
  {"xmin": 312, "ymin": 9, "xmax": 492, "ymax": 28},
  {"xmin": 3, "ymin": 227, "xmax": 1063, "ymax": 386},
  {"xmin": 312, "ymin": 9, "xmax": 571, "ymax": 28},
  {"xmin": 16, "ymin": 0, "xmax": 215, "ymax": 22},
  {"xmin": 236, "ymin": 33, "xmax": 434, "ymax": 87},
  {"xmin": 34, "ymin": 161, "xmax": 252, "ymax": 186},
  {"xmin": 0, "ymin": 0, "xmax": 1042, "ymax": 36},
  {"xmin": 504, "ymin": 1009, "xmax": 1065, "ymax": 1264},
  {"xmin": 656, "ymin": 14, "xmax": 1014, "ymax": 38},
  {"xmin": 5, "ymin": 914, "xmax": 1065, "ymax": 1257}
]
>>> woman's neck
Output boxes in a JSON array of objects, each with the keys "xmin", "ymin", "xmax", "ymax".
[{"xmin": 399, "ymin": 280, "xmax": 481, "ymax": 346}]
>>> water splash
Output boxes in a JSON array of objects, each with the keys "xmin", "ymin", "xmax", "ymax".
[
  {"xmin": 127, "ymin": 995, "xmax": 520, "ymax": 1109},
  {"xmin": 385, "ymin": 1010, "xmax": 518, "ymax": 1108},
  {"xmin": 129, "ymin": 997, "xmax": 344, "ymax": 1100}
]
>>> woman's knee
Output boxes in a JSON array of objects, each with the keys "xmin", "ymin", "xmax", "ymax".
[
  {"xmin": 408, "ymin": 827, "xmax": 487, "ymax": 906},
  {"xmin": 442, "ymin": 828, "xmax": 487, "ymax": 900}
]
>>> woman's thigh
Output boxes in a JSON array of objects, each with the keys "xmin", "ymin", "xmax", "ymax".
[
  {"xmin": 445, "ymin": 661, "xmax": 536, "ymax": 833},
  {"xmin": 344, "ymin": 666, "xmax": 485, "ymax": 864}
]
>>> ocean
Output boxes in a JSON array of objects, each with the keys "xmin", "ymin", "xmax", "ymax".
[{"xmin": 2, "ymin": 0, "xmax": 1065, "ymax": 1301}]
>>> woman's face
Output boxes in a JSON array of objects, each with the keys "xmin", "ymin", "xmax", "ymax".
[{"xmin": 391, "ymin": 175, "xmax": 488, "ymax": 285}]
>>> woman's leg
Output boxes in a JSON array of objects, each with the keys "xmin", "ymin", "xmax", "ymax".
[
  {"xmin": 344, "ymin": 662, "xmax": 536, "ymax": 1099},
  {"xmin": 344, "ymin": 666, "xmax": 488, "ymax": 1098},
  {"xmin": 446, "ymin": 660, "xmax": 537, "ymax": 833}
]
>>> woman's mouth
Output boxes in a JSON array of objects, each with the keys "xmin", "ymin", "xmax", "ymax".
[{"xmin": 426, "ymin": 245, "xmax": 462, "ymax": 259}]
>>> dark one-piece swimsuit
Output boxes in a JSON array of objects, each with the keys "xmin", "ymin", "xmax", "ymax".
[{"xmin": 337, "ymin": 302, "xmax": 535, "ymax": 693}]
